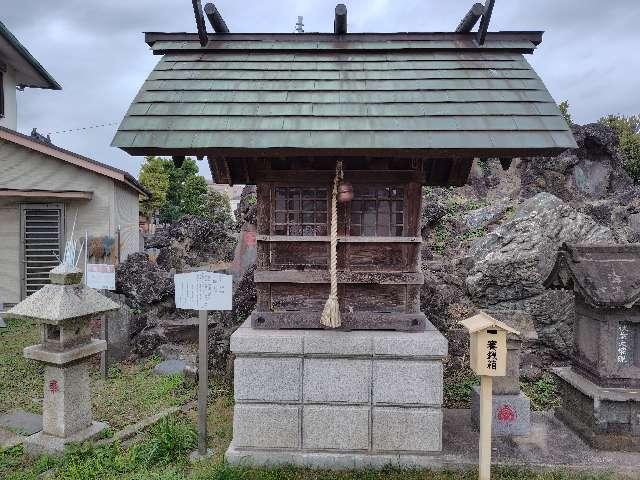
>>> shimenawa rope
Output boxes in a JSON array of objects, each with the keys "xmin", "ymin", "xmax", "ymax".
[{"xmin": 320, "ymin": 161, "xmax": 343, "ymax": 328}]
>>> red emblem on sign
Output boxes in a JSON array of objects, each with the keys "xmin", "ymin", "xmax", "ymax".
[
  {"xmin": 49, "ymin": 380, "xmax": 59, "ymax": 395},
  {"xmin": 496, "ymin": 404, "xmax": 517, "ymax": 423}
]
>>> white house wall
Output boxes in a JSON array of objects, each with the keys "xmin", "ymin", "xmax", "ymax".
[
  {"xmin": 0, "ymin": 65, "xmax": 18, "ymax": 130},
  {"xmin": 0, "ymin": 201, "xmax": 20, "ymax": 304},
  {"xmin": 0, "ymin": 140, "xmax": 141, "ymax": 302},
  {"xmin": 113, "ymin": 182, "xmax": 141, "ymax": 262}
]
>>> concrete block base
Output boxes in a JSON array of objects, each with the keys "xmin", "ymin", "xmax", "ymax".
[
  {"xmin": 226, "ymin": 445, "xmax": 445, "ymax": 470},
  {"xmin": 471, "ymin": 387, "xmax": 531, "ymax": 436},
  {"xmin": 23, "ymin": 421, "xmax": 107, "ymax": 456},
  {"xmin": 553, "ymin": 367, "xmax": 640, "ymax": 452},
  {"xmin": 226, "ymin": 319, "xmax": 447, "ymax": 467}
]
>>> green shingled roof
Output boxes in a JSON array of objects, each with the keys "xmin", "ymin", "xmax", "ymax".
[{"xmin": 112, "ymin": 32, "xmax": 576, "ymax": 157}]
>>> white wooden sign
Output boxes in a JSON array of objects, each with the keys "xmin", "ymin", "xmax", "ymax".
[
  {"xmin": 86, "ymin": 264, "xmax": 116, "ymax": 291},
  {"xmin": 174, "ymin": 271, "xmax": 232, "ymax": 311}
]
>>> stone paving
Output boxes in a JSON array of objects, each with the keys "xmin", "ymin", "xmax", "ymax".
[
  {"xmin": 153, "ymin": 359, "xmax": 188, "ymax": 376},
  {"xmin": 0, "ymin": 410, "xmax": 42, "ymax": 436},
  {"xmin": 443, "ymin": 409, "xmax": 640, "ymax": 475}
]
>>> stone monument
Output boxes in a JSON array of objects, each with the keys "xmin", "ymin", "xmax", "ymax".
[
  {"xmin": 7, "ymin": 264, "xmax": 119, "ymax": 455},
  {"xmin": 545, "ymin": 244, "xmax": 640, "ymax": 451}
]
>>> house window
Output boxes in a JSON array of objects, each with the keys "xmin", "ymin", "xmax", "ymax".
[
  {"xmin": 274, "ymin": 187, "xmax": 328, "ymax": 236},
  {"xmin": 349, "ymin": 186, "xmax": 404, "ymax": 236}
]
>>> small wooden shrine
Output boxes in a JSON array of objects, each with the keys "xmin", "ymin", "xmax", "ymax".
[
  {"xmin": 113, "ymin": 3, "xmax": 575, "ymax": 333},
  {"xmin": 545, "ymin": 243, "xmax": 640, "ymax": 451}
]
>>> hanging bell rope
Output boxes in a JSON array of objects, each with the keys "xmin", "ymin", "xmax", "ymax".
[{"xmin": 320, "ymin": 161, "xmax": 343, "ymax": 328}]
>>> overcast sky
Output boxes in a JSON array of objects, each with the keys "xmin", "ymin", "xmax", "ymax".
[{"xmin": 3, "ymin": 0, "xmax": 639, "ymax": 179}]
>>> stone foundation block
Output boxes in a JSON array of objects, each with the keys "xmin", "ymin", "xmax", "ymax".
[
  {"xmin": 302, "ymin": 406, "xmax": 369, "ymax": 450},
  {"xmin": 233, "ymin": 404, "xmax": 300, "ymax": 449},
  {"xmin": 373, "ymin": 360, "xmax": 442, "ymax": 405},
  {"xmin": 471, "ymin": 387, "xmax": 531, "ymax": 436},
  {"xmin": 553, "ymin": 367, "xmax": 640, "ymax": 451},
  {"xmin": 234, "ymin": 357, "xmax": 301, "ymax": 402},
  {"xmin": 372, "ymin": 407, "xmax": 442, "ymax": 452},
  {"xmin": 227, "ymin": 320, "xmax": 447, "ymax": 467},
  {"xmin": 303, "ymin": 359, "xmax": 370, "ymax": 404}
]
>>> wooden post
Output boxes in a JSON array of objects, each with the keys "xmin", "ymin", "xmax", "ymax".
[
  {"xmin": 455, "ymin": 3, "xmax": 485, "ymax": 33},
  {"xmin": 334, "ymin": 4, "xmax": 347, "ymax": 35},
  {"xmin": 204, "ymin": 3, "xmax": 230, "ymax": 33},
  {"xmin": 197, "ymin": 309, "xmax": 208, "ymax": 455},
  {"xmin": 479, "ymin": 375, "xmax": 493, "ymax": 480},
  {"xmin": 191, "ymin": 0, "xmax": 209, "ymax": 47}
]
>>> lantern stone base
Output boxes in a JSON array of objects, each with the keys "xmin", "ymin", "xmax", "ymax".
[
  {"xmin": 470, "ymin": 388, "xmax": 531, "ymax": 436},
  {"xmin": 553, "ymin": 367, "xmax": 640, "ymax": 452},
  {"xmin": 226, "ymin": 319, "xmax": 447, "ymax": 468},
  {"xmin": 23, "ymin": 421, "xmax": 107, "ymax": 456}
]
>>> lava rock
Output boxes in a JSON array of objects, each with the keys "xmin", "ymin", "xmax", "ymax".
[
  {"xmin": 116, "ymin": 253, "xmax": 173, "ymax": 305},
  {"xmin": 466, "ymin": 193, "xmax": 615, "ymax": 305}
]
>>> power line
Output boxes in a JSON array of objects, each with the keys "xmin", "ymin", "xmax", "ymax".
[{"xmin": 49, "ymin": 121, "xmax": 120, "ymax": 135}]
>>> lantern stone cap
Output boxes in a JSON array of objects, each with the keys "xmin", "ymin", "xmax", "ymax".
[
  {"xmin": 458, "ymin": 311, "xmax": 520, "ymax": 335},
  {"xmin": 24, "ymin": 339, "xmax": 107, "ymax": 365},
  {"xmin": 49, "ymin": 264, "xmax": 84, "ymax": 285},
  {"xmin": 7, "ymin": 281, "xmax": 119, "ymax": 325}
]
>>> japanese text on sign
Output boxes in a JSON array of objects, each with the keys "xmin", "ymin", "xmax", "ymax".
[
  {"xmin": 174, "ymin": 271, "xmax": 232, "ymax": 311},
  {"xmin": 487, "ymin": 340, "xmax": 498, "ymax": 370}
]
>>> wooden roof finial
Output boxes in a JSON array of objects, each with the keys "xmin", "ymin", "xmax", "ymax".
[
  {"xmin": 205, "ymin": 3, "xmax": 230, "ymax": 33},
  {"xmin": 456, "ymin": 3, "xmax": 485, "ymax": 33},
  {"xmin": 476, "ymin": 0, "xmax": 496, "ymax": 45},
  {"xmin": 191, "ymin": 0, "xmax": 209, "ymax": 46},
  {"xmin": 334, "ymin": 4, "xmax": 347, "ymax": 35}
]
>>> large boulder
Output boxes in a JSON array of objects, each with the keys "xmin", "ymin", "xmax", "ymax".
[
  {"xmin": 466, "ymin": 193, "xmax": 615, "ymax": 305},
  {"xmin": 116, "ymin": 252, "xmax": 174, "ymax": 305},
  {"xmin": 465, "ymin": 193, "xmax": 616, "ymax": 352}
]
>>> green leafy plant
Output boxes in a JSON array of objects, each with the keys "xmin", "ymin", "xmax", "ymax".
[
  {"xmin": 521, "ymin": 374, "xmax": 561, "ymax": 411},
  {"xmin": 134, "ymin": 415, "xmax": 197, "ymax": 467},
  {"xmin": 558, "ymin": 100, "xmax": 572, "ymax": 126},
  {"xmin": 599, "ymin": 114, "xmax": 640, "ymax": 183}
]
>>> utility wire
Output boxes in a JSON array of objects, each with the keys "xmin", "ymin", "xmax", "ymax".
[{"xmin": 49, "ymin": 121, "xmax": 120, "ymax": 135}]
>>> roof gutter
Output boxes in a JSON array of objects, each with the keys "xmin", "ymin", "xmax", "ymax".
[{"xmin": 0, "ymin": 20, "xmax": 61, "ymax": 90}]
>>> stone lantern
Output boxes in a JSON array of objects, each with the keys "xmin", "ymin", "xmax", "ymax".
[
  {"xmin": 545, "ymin": 243, "xmax": 640, "ymax": 451},
  {"xmin": 7, "ymin": 264, "xmax": 119, "ymax": 455}
]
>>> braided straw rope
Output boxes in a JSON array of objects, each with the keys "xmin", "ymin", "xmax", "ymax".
[{"xmin": 320, "ymin": 160, "xmax": 343, "ymax": 328}]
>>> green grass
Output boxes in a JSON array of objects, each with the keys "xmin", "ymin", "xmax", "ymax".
[
  {"xmin": 0, "ymin": 320, "xmax": 196, "ymax": 429},
  {"xmin": 0, "ymin": 320, "xmax": 44, "ymax": 415}
]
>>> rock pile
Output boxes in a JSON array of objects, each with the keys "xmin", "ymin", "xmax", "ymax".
[{"xmin": 421, "ymin": 122, "xmax": 638, "ymax": 377}]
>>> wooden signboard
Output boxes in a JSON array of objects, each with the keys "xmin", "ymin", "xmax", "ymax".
[{"xmin": 459, "ymin": 311, "xmax": 520, "ymax": 480}]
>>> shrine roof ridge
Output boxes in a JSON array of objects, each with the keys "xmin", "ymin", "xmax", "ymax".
[{"xmin": 144, "ymin": 31, "xmax": 544, "ymax": 55}]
